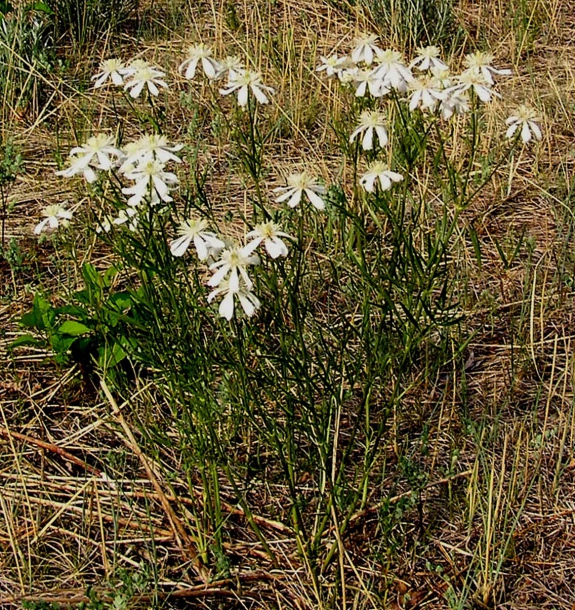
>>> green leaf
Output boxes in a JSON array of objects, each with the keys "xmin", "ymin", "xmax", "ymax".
[
  {"xmin": 9, "ymin": 334, "xmax": 42, "ymax": 349},
  {"xmin": 20, "ymin": 293, "xmax": 55, "ymax": 331},
  {"xmin": 50, "ymin": 334, "xmax": 77, "ymax": 358},
  {"xmin": 98, "ymin": 342, "xmax": 127, "ymax": 368},
  {"xmin": 29, "ymin": 2, "xmax": 54, "ymax": 15},
  {"xmin": 103, "ymin": 265, "xmax": 120, "ymax": 286},
  {"xmin": 109, "ymin": 292, "xmax": 132, "ymax": 310},
  {"xmin": 57, "ymin": 320, "xmax": 91, "ymax": 336},
  {"xmin": 57, "ymin": 303, "xmax": 89, "ymax": 318}
]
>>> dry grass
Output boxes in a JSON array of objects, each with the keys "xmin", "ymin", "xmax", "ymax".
[{"xmin": 1, "ymin": 0, "xmax": 575, "ymax": 607}]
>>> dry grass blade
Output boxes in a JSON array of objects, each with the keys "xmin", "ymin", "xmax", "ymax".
[{"xmin": 99, "ymin": 378, "xmax": 209, "ymax": 582}]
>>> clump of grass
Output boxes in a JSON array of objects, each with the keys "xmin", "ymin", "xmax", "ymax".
[
  {"xmin": 0, "ymin": 3, "xmax": 56, "ymax": 123},
  {"xmin": 50, "ymin": 0, "xmax": 138, "ymax": 47},
  {"xmin": 363, "ymin": 0, "xmax": 463, "ymax": 51}
]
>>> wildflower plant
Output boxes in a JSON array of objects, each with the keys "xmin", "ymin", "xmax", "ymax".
[{"xmin": 21, "ymin": 32, "xmax": 546, "ymax": 602}]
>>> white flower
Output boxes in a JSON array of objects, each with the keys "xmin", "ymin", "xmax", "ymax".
[
  {"xmin": 349, "ymin": 68, "xmax": 389, "ymax": 98},
  {"xmin": 219, "ymin": 69, "xmax": 274, "ymax": 106},
  {"xmin": 124, "ymin": 65, "xmax": 168, "ymax": 98},
  {"xmin": 410, "ymin": 46, "xmax": 448, "ymax": 72},
  {"xmin": 113, "ymin": 207, "xmax": 138, "ymax": 231},
  {"xmin": 122, "ymin": 159, "xmax": 179, "ymax": 207},
  {"xmin": 449, "ymin": 71, "xmax": 499, "ymax": 103},
  {"xmin": 245, "ymin": 222, "xmax": 292, "ymax": 258},
  {"xmin": 121, "ymin": 59, "xmax": 150, "ymax": 76},
  {"xmin": 216, "ymin": 56, "xmax": 244, "ymax": 80},
  {"xmin": 431, "ymin": 66, "xmax": 452, "ymax": 89},
  {"xmin": 371, "ymin": 49, "xmax": 413, "ymax": 92},
  {"xmin": 349, "ymin": 110, "xmax": 389, "ymax": 150},
  {"xmin": 408, "ymin": 75, "xmax": 446, "ymax": 112},
  {"xmin": 351, "ymin": 34, "xmax": 382, "ymax": 66},
  {"xmin": 34, "ymin": 204, "xmax": 73, "ymax": 234},
  {"xmin": 316, "ymin": 55, "xmax": 349, "ymax": 79},
  {"xmin": 505, "ymin": 105, "xmax": 542, "ymax": 143},
  {"xmin": 360, "ymin": 161, "xmax": 403, "ymax": 193},
  {"xmin": 274, "ymin": 172, "xmax": 327, "ymax": 210},
  {"xmin": 439, "ymin": 91, "xmax": 470, "ymax": 119},
  {"xmin": 207, "ymin": 279, "xmax": 261, "ymax": 321},
  {"xmin": 120, "ymin": 134, "xmax": 183, "ymax": 171},
  {"xmin": 56, "ymin": 134, "xmax": 123, "ymax": 183},
  {"xmin": 179, "ymin": 43, "xmax": 221, "ymax": 80},
  {"xmin": 170, "ymin": 218, "xmax": 225, "ymax": 259},
  {"xmin": 462, "ymin": 51, "xmax": 511, "ymax": 85},
  {"xmin": 92, "ymin": 59, "xmax": 129, "ymax": 88},
  {"xmin": 208, "ymin": 244, "xmax": 260, "ymax": 292}
]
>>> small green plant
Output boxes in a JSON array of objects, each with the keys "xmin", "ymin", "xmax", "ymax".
[{"xmin": 12, "ymin": 263, "xmax": 141, "ymax": 377}]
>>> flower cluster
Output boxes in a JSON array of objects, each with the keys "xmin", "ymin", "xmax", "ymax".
[
  {"xmin": 45, "ymin": 39, "xmax": 541, "ymax": 325},
  {"xmin": 317, "ymin": 37, "xmax": 541, "ymax": 194},
  {"xmin": 317, "ymin": 38, "xmax": 513, "ymax": 112},
  {"xmin": 92, "ymin": 58, "xmax": 168, "ymax": 98},
  {"xmin": 179, "ymin": 44, "xmax": 274, "ymax": 107},
  {"xmin": 50, "ymin": 132, "xmax": 182, "ymax": 235},
  {"xmin": 169, "ymin": 218, "xmax": 293, "ymax": 320}
]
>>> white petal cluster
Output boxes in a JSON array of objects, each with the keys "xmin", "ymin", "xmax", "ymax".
[
  {"xmin": 92, "ymin": 59, "xmax": 129, "ymax": 88},
  {"xmin": 360, "ymin": 161, "xmax": 403, "ymax": 193},
  {"xmin": 217, "ymin": 56, "xmax": 244, "ymax": 80},
  {"xmin": 408, "ymin": 75, "xmax": 446, "ymax": 112},
  {"xmin": 208, "ymin": 279, "xmax": 261, "ymax": 321},
  {"xmin": 371, "ymin": 49, "xmax": 413, "ymax": 93},
  {"xmin": 245, "ymin": 222, "xmax": 292, "ymax": 259},
  {"xmin": 316, "ymin": 55, "xmax": 349, "ymax": 79},
  {"xmin": 410, "ymin": 46, "xmax": 448, "ymax": 72},
  {"xmin": 317, "ymin": 42, "xmax": 513, "ymax": 129},
  {"xmin": 92, "ymin": 58, "xmax": 166, "ymax": 94},
  {"xmin": 121, "ymin": 159, "xmax": 179, "ymax": 207},
  {"xmin": 505, "ymin": 106, "xmax": 542, "ymax": 143},
  {"xmin": 462, "ymin": 51, "xmax": 511, "ymax": 85},
  {"xmin": 347, "ymin": 68, "xmax": 390, "ymax": 98},
  {"xmin": 219, "ymin": 68, "xmax": 275, "ymax": 107},
  {"xmin": 55, "ymin": 131, "xmax": 184, "ymax": 232},
  {"xmin": 351, "ymin": 34, "xmax": 382, "ymax": 66},
  {"xmin": 170, "ymin": 218, "xmax": 225, "ymax": 259},
  {"xmin": 316, "ymin": 38, "xmax": 414, "ymax": 96},
  {"xmin": 205, "ymin": 244, "xmax": 261, "ymax": 321},
  {"xmin": 123, "ymin": 62, "xmax": 169, "ymax": 98},
  {"xmin": 208, "ymin": 244, "xmax": 259, "ymax": 292},
  {"xmin": 34, "ymin": 204, "xmax": 73, "ymax": 235},
  {"xmin": 448, "ymin": 70, "xmax": 500, "ymax": 103},
  {"xmin": 349, "ymin": 110, "xmax": 389, "ymax": 150},
  {"xmin": 120, "ymin": 134, "xmax": 183, "ymax": 172},
  {"xmin": 274, "ymin": 172, "xmax": 327, "ymax": 210},
  {"xmin": 56, "ymin": 134, "xmax": 123, "ymax": 184},
  {"xmin": 179, "ymin": 43, "xmax": 221, "ymax": 80},
  {"xmin": 178, "ymin": 43, "xmax": 274, "ymax": 107}
]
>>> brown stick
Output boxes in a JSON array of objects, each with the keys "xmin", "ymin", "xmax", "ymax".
[{"xmin": 0, "ymin": 426, "xmax": 102, "ymax": 476}]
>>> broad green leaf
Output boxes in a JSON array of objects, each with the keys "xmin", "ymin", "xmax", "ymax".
[
  {"xmin": 57, "ymin": 320, "xmax": 91, "ymax": 336},
  {"xmin": 29, "ymin": 2, "xmax": 54, "ymax": 15}
]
